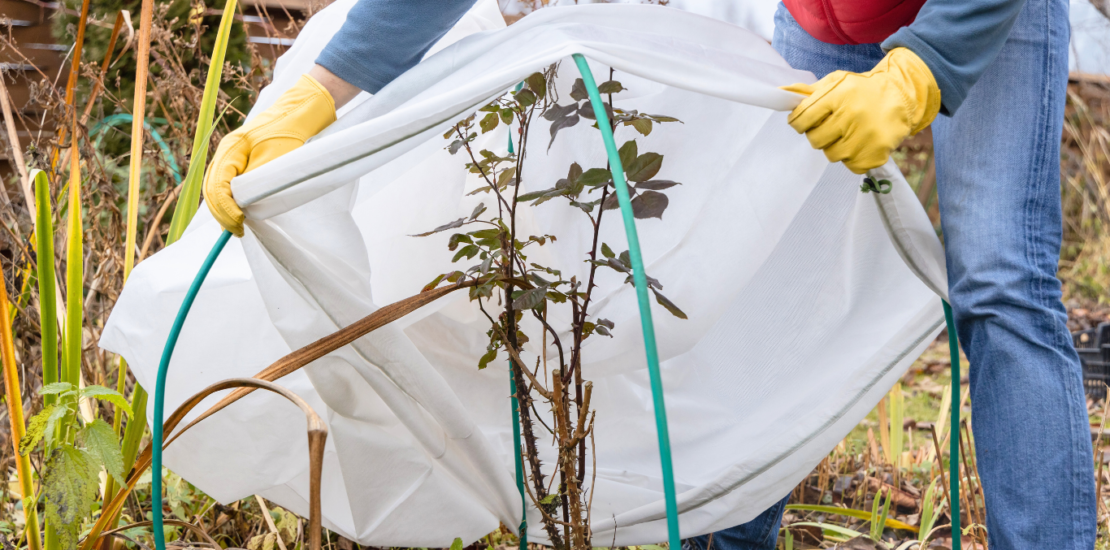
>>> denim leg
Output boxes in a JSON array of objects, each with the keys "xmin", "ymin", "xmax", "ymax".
[
  {"xmin": 683, "ymin": 495, "xmax": 790, "ymax": 550},
  {"xmin": 931, "ymin": 0, "xmax": 1097, "ymax": 547}
]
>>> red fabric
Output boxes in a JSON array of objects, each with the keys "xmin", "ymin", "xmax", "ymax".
[{"xmin": 782, "ymin": 0, "xmax": 928, "ymax": 45}]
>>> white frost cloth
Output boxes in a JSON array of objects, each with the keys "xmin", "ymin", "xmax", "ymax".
[{"xmin": 101, "ymin": 2, "xmax": 947, "ymax": 546}]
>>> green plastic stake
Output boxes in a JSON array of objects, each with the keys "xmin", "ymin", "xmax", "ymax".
[
  {"xmin": 943, "ymin": 300, "xmax": 961, "ymax": 550},
  {"xmin": 507, "ymin": 92, "xmax": 528, "ymax": 550},
  {"xmin": 573, "ymin": 53, "xmax": 681, "ymax": 549}
]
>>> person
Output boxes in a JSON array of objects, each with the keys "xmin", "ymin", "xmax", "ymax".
[{"xmin": 201, "ymin": 0, "xmax": 1096, "ymax": 549}]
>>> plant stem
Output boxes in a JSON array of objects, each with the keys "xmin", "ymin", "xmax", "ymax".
[{"xmin": 0, "ymin": 261, "xmax": 42, "ymax": 550}]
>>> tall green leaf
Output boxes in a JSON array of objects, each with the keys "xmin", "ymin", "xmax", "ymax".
[
  {"xmin": 166, "ymin": 0, "xmax": 240, "ymax": 242},
  {"xmin": 63, "ymin": 133, "xmax": 83, "ymax": 398},
  {"xmin": 33, "ymin": 169, "xmax": 58, "ymax": 407}
]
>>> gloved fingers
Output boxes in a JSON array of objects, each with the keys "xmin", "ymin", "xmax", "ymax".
[
  {"xmin": 786, "ymin": 71, "xmax": 850, "ymax": 132},
  {"xmin": 244, "ymin": 135, "xmax": 307, "ymax": 173},
  {"xmin": 202, "ymin": 137, "xmax": 249, "ymax": 237},
  {"xmin": 779, "ymin": 82, "xmax": 815, "ymax": 97},
  {"xmin": 801, "ymin": 111, "xmax": 846, "ymax": 151},
  {"xmin": 842, "ymin": 146, "xmax": 892, "ymax": 174}
]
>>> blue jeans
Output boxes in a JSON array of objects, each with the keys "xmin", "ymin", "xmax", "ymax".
[{"xmin": 691, "ymin": 1, "xmax": 1096, "ymax": 549}]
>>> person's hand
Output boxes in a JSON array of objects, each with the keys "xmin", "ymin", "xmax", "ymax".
[
  {"xmin": 202, "ymin": 74, "xmax": 337, "ymax": 236},
  {"xmin": 781, "ymin": 47, "xmax": 941, "ymax": 174}
]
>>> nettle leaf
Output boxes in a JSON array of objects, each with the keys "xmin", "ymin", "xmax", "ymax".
[
  {"xmin": 626, "ymin": 152, "xmax": 663, "ymax": 182},
  {"xmin": 513, "ymin": 287, "xmax": 547, "ymax": 311},
  {"xmin": 21, "ymin": 403, "xmax": 68, "ymax": 455},
  {"xmin": 580, "ymin": 168, "xmax": 612, "ymax": 187},
  {"xmin": 39, "ymin": 382, "xmax": 74, "ymax": 396},
  {"xmin": 570, "ymin": 78, "xmax": 589, "ymax": 102},
  {"xmin": 478, "ymin": 349, "xmax": 497, "ymax": 370},
  {"xmin": 636, "ymin": 180, "xmax": 681, "ymax": 191},
  {"xmin": 548, "ymin": 114, "xmax": 580, "ymax": 150},
  {"xmin": 652, "ymin": 288, "xmax": 688, "ymax": 319},
  {"xmin": 44, "ymin": 445, "xmax": 99, "ymax": 550},
  {"xmin": 79, "ymin": 418, "xmax": 125, "ymax": 484},
  {"xmin": 597, "ymin": 80, "xmax": 624, "ymax": 94},
  {"xmin": 80, "ymin": 385, "xmax": 132, "ymax": 417},
  {"xmin": 601, "ymin": 243, "xmax": 615, "ymax": 259},
  {"xmin": 480, "ymin": 112, "xmax": 499, "ymax": 133},
  {"xmin": 526, "ymin": 72, "xmax": 547, "ymax": 100},
  {"xmin": 618, "ymin": 140, "xmax": 638, "ymax": 169},
  {"xmin": 514, "ymin": 89, "xmax": 537, "ymax": 107},
  {"xmin": 542, "ymin": 103, "xmax": 577, "ymax": 122},
  {"xmin": 632, "ymin": 118, "xmax": 653, "ymax": 136},
  {"xmin": 631, "ymin": 190, "xmax": 669, "ymax": 219},
  {"xmin": 412, "ymin": 217, "xmax": 467, "ymax": 237}
]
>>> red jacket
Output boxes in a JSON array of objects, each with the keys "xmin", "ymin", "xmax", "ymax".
[{"xmin": 783, "ymin": 0, "xmax": 928, "ymax": 45}]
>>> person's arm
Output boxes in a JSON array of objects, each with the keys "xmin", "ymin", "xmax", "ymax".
[
  {"xmin": 882, "ymin": 0, "xmax": 1027, "ymax": 115},
  {"xmin": 203, "ymin": 0, "xmax": 479, "ymax": 236},
  {"xmin": 315, "ymin": 0, "xmax": 480, "ymax": 96}
]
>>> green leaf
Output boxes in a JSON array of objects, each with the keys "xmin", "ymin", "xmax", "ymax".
[
  {"xmin": 452, "ymin": 245, "xmax": 480, "ymax": 263},
  {"xmin": 526, "ymin": 72, "xmax": 547, "ymax": 100},
  {"xmin": 632, "ymin": 118, "xmax": 653, "ymax": 136},
  {"xmin": 540, "ymin": 493, "xmax": 560, "ymax": 505},
  {"xmin": 39, "ymin": 382, "xmax": 74, "ymax": 395},
  {"xmin": 580, "ymin": 168, "xmax": 612, "ymax": 187},
  {"xmin": 512, "ymin": 287, "xmax": 547, "ymax": 311},
  {"xmin": 423, "ymin": 273, "xmax": 448, "ymax": 292},
  {"xmin": 631, "ymin": 190, "xmax": 669, "ymax": 219},
  {"xmin": 499, "ymin": 108, "xmax": 514, "ymax": 124},
  {"xmin": 618, "ymin": 140, "xmax": 638, "ymax": 169},
  {"xmin": 636, "ymin": 180, "xmax": 681, "ymax": 191},
  {"xmin": 570, "ymin": 78, "xmax": 589, "ymax": 101},
  {"xmin": 601, "ymin": 243, "xmax": 615, "ymax": 259},
  {"xmin": 547, "ymin": 114, "xmax": 580, "ymax": 150},
  {"xmin": 480, "ymin": 112, "xmax": 499, "ymax": 133},
  {"xmin": 785, "ymin": 505, "xmax": 918, "ymax": 532},
  {"xmin": 80, "ymin": 385, "xmax": 132, "ymax": 417},
  {"xmin": 448, "ymin": 140, "xmax": 465, "ymax": 155},
  {"xmin": 20, "ymin": 403, "xmax": 67, "ymax": 455},
  {"xmin": 626, "ymin": 152, "xmax": 664, "ymax": 182},
  {"xmin": 43, "ymin": 445, "xmax": 99, "ymax": 550},
  {"xmin": 651, "ymin": 288, "xmax": 688, "ymax": 320},
  {"xmin": 478, "ymin": 349, "xmax": 497, "ymax": 370},
  {"xmin": 514, "ymin": 89, "xmax": 537, "ymax": 107},
  {"xmin": 479, "ymin": 103, "xmax": 500, "ymax": 113},
  {"xmin": 597, "ymin": 80, "xmax": 624, "ymax": 94},
  {"xmin": 649, "ymin": 114, "xmax": 681, "ymax": 123},
  {"xmin": 450, "ymin": 538, "xmax": 464, "ymax": 550},
  {"xmin": 517, "ymin": 189, "xmax": 555, "ymax": 202},
  {"xmin": 542, "ymin": 103, "xmax": 577, "ymax": 122},
  {"xmin": 79, "ymin": 418, "xmax": 126, "ymax": 484},
  {"xmin": 412, "ymin": 217, "xmax": 467, "ymax": 237},
  {"xmin": 469, "ymin": 203, "xmax": 487, "ymax": 220}
]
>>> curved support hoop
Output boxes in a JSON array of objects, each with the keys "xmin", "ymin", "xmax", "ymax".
[
  {"xmin": 572, "ymin": 53, "xmax": 681, "ymax": 549},
  {"xmin": 943, "ymin": 301, "xmax": 961, "ymax": 550}
]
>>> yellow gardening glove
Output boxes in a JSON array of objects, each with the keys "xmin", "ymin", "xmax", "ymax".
[
  {"xmin": 781, "ymin": 47, "xmax": 941, "ymax": 174},
  {"xmin": 202, "ymin": 74, "xmax": 337, "ymax": 236}
]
